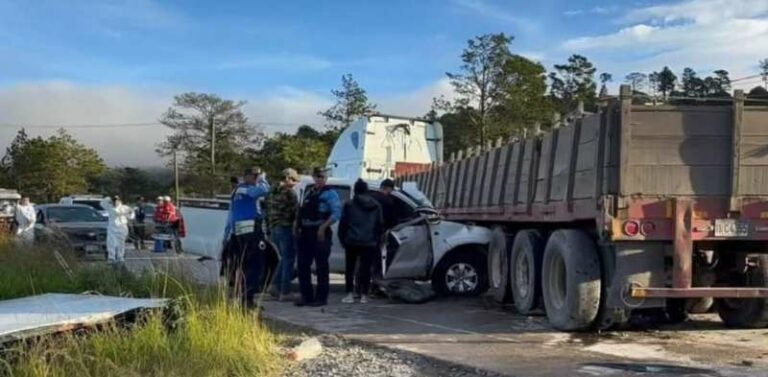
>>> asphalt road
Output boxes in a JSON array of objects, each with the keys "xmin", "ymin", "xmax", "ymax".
[{"xmin": 123, "ymin": 248, "xmax": 768, "ymax": 377}]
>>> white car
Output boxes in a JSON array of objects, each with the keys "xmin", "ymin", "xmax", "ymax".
[
  {"xmin": 298, "ymin": 177, "xmax": 492, "ymax": 296},
  {"xmin": 59, "ymin": 195, "xmax": 109, "ymax": 218}
]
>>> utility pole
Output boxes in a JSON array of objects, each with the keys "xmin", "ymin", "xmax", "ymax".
[
  {"xmin": 209, "ymin": 115, "xmax": 216, "ymax": 196},
  {"xmin": 173, "ymin": 147, "xmax": 180, "ymax": 205}
]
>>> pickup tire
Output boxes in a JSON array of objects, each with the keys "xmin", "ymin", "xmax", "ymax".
[
  {"xmin": 510, "ymin": 229, "xmax": 545, "ymax": 315},
  {"xmin": 541, "ymin": 229, "xmax": 602, "ymax": 331},
  {"xmin": 716, "ymin": 255, "xmax": 768, "ymax": 328},
  {"xmin": 487, "ymin": 227, "xmax": 511, "ymax": 303},
  {"xmin": 433, "ymin": 247, "xmax": 488, "ymax": 297}
]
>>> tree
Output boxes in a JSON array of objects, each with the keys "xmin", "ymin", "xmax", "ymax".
[
  {"xmin": 250, "ymin": 131, "xmax": 330, "ymax": 180},
  {"xmin": 1, "ymin": 129, "xmax": 106, "ymax": 203},
  {"xmin": 681, "ymin": 67, "xmax": 704, "ymax": 97},
  {"xmin": 158, "ymin": 93, "xmax": 260, "ymax": 195},
  {"xmin": 760, "ymin": 58, "xmax": 768, "ymax": 88},
  {"xmin": 653, "ymin": 66, "xmax": 677, "ymax": 99},
  {"xmin": 599, "ymin": 73, "xmax": 612, "ymax": 97},
  {"xmin": 445, "ymin": 33, "xmax": 514, "ymax": 146},
  {"xmin": 436, "ymin": 107, "xmax": 480, "ymax": 158},
  {"xmin": 747, "ymin": 86, "xmax": 768, "ymax": 106},
  {"xmin": 549, "ymin": 54, "xmax": 598, "ymax": 114},
  {"xmin": 704, "ymin": 69, "xmax": 731, "ymax": 97},
  {"xmin": 625, "ymin": 72, "xmax": 647, "ymax": 92},
  {"xmin": 319, "ymin": 74, "xmax": 377, "ymax": 132},
  {"xmin": 91, "ymin": 167, "xmax": 164, "ymax": 202},
  {"xmin": 492, "ymin": 55, "xmax": 553, "ymax": 138}
]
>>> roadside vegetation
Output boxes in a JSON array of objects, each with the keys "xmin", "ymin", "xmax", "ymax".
[{"xmin": 0, "ymin": 243, "xmax": 283, "ymax": 377}]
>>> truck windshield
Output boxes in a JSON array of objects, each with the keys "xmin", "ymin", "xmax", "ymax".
[{"xmin": 47, "ymin": 207, "xmax": 105, "ymax": 223}]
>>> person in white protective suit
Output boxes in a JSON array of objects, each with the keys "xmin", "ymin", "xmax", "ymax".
[
  {"xmin": 101, "ymin": 196, "xmax": 135, "ymax": 263},
  {"xmin": 14, "ymin": 196, "xmax": 36, "ymax": 243}
]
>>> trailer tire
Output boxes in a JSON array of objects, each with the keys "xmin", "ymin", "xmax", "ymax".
[
  {"xmin": 510, "ymin": 229, "xmax": 545, "ymax": 315},
  {"xmin": 541, "ymin": 229, "xmax": 602, "ymax": 331},
  {"xmin": 487, "ymin": 227, "xmax": 511, "ymax": 303},
  {"xmin": 716, "ymin": 255, "xmax": 768, "ymax": 329},
  {"xmin": 433, "ymin": 247, "xmax": 488, "ymax": 297}
]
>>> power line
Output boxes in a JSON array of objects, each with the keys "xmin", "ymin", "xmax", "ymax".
[
  {"xmin": 0, "ymin": 122, "xmax": 162, "ymax": 129},
  {"xmin": 0, "ymin": 120, "xmax": 320, "ymax": 129},
  {"xmin": 731, "ymin": 74, "xmax": 764, "ymax": 83}
]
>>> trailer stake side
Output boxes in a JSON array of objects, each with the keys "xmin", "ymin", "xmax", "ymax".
[{"xmin": 397, "ymin": 85, "xmax": 768, "ymax": 331}]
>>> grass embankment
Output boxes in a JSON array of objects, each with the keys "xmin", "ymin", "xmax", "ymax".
[{"xmin": 0, "ymin": 243, "xmax": 283, "ymax": 377}]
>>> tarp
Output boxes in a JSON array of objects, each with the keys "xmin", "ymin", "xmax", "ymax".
[{"xmin": 0, "ymin": 293, "xmax": 165, "ymax": 343}]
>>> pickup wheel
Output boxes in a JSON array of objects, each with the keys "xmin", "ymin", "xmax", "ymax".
[
  {"xmin": 541, "ymin": 229, "xmax": 602, "ymax": 331},
  {"xmin": 487, "ymin": 227, "xmax": 511, "ymax": 303},
  {"xmin": 433, "ymin": 248, "xmax": 488, "ymax": 297},
  {"xmin": 716, "ymin": 255, "xmax": 768, "ymax": 328},
  {"xmin": 510, "ymin": 230, "xmax": 545, "ymax": 315}
]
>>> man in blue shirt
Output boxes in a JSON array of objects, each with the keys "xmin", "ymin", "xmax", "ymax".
[
  {"xmin": 223, "ymin": 167, "xmax": 270, "ymax": 308},
  {"xmin": 295, "ymin": 167, "xmax": 341, "ymax": 307}
]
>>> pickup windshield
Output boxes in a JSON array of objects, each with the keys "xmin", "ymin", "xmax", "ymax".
[
  {"xmin": 74, "ymin": 200, "xmax": 105, "ymax": 211},
  {"xmin": 47, "ymin": 207, "xmax": 105, "ymax": 223}
]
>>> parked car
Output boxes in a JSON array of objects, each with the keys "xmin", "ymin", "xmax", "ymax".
[
  {"xmin": 0, "ymin": 189, "xmax": 21, "ymax": 237},
  {"xmin": 35, "ymin": 204, "xmax": 108, "ymax": 258},
  {"xmin": 59, "ymin": 195, "xmax": 109, "ymax": 218}
]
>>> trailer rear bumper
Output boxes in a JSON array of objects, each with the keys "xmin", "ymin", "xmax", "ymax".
[{"xmin": 631, "ymin": 287, "xmax": 768, "ymax": 299}]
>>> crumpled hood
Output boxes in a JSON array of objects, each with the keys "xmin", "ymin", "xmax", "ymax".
[{"xmin": 353, "ymin": 194, "xmax": 379, "ymax": 211}]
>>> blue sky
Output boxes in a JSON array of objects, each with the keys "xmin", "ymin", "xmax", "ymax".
[
  {"xmin": 0, "ymin": 0, "xmax": 634, "ymax": 93},
  {"xmin": 1, "ymin": 0, "xmax": 767, "ymax": 165}
]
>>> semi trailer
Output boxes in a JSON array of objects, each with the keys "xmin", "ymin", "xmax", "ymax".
[{"xmin": 396, "ymin": 85, "xmax": 768, "ymax": 331}]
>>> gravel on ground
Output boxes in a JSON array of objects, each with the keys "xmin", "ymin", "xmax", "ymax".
[{"xmin": 282, "ymin": 334, "xmax": 504, "ymax": 377}]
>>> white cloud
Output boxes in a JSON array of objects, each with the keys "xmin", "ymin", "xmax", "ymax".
[
  {"xmin": 376, "ymin": 78, "xmax": 456, "ymax": 118},
  {"xmin": 217, "ymin": 54, "xmax": 332, "ymax": 71},
  {"xmin": 561, "ymin": 0, "xmax": 768, "ymax": 88},
  {"xmin": 451, "ymin": 0, "xmax": 539, "ymax": 32},
  {"xmin": 623, "ymin": 0, "xmax": 768, "ymax": 25},
  {"xmin": 0, "ymin": 79, "xmax": 457, "ymax": 166},
  {"xmin": 0, "ymin": 81, "xmax": 172, "ymax": 167},
  {"xmin": 564, "ymin": 6, "xmax": 616, "ymax": 17}
]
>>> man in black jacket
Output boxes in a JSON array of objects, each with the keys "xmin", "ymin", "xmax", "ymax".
[{"xmin": 338, "ymin": 179, "xmax": 384, "ymax": 304}]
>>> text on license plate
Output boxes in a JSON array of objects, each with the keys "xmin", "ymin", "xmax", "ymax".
[
  {"xmin": 714, "ymin": 219, "xmax": 750, "ymax": 237},
  {"xmin": 85, "ymin": 245, "xmax": 100, "ymax": 252}
]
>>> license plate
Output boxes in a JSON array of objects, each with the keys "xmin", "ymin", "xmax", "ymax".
[
  {"xmin": 714, "ymin": 219, "xmax": 750, "ymax": 237},
  {"xmin": 85, "ymin": 244, "xmax": 100, "ymax": 252}
]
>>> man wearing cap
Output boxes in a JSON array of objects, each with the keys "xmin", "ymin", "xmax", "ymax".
[
  {"xmin": 224, "ymin": 167, "xmax": 270, "ymax": 307},
  {"xmin": 267, "ymin": 168, "xmax": 300, "ymax": 301},
  {"xmin": 295, "ymin": 167, "xmax": 341, "ymax": 307},
  {"xmin": 369, "ymin": 178, "xmax": 397, "ymax": 294}
]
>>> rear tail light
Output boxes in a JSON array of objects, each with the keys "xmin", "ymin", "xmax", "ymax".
[
  {"xmin": 641, "ymin": 221, "xmax": 656, "ymax": 235},
  {"xmin": 623, "ymin": 220, "xmax": 640, "ymax": 236}
]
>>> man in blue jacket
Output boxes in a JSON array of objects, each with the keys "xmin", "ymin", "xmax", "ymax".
[
  {"xmin": 295, "ymin": 167, "xmax": 341, "ymax": 307},
  {"xmin": 224, "ymin": 167, "xmax": 269, "ymax": 307}
]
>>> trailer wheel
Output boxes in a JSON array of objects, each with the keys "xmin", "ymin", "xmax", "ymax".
[
  {"xmin": 510, "ymin": 229, "xmax": 545, "ymax": 315},
  {"xmin": 716, "ymin": 255, "xmax": 768, "ymax": 328},
  {"xmin": 541, "ymin": 229, "xmax": 602, "ymax": 331},
  {"xmin": 433, "ymin": 247, "xmax": 488, "ymax": 297},
  {"xmin": 487, "ymin": 227, "xmax": 511, "ymax": 303}
]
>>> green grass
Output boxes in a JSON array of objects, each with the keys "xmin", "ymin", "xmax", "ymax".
[{"xmin": 0, "ymin": 243, "xmax": 284, "ymax": 377}]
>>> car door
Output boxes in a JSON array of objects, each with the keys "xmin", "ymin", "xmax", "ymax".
[{"xmin": 382, "ymin": 193, "xmax": 433, "ymax": 280}]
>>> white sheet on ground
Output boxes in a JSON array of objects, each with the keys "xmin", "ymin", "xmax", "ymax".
[{"xmin": 0, "ymin": 293, "xmax": 166, "ymax": 341}]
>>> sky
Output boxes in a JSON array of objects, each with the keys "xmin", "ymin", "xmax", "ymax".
[{"xmin": 1, "ymin": 0, "xmax": 767, "ymax": 166}]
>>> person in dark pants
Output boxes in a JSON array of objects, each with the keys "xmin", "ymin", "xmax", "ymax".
[
  {"xmin": 132, "ymin": 197, "xmax": 147, "ymax": 250},
  {"xmin": 339, "ymin": 179, "xmax": 384, "ymax": 304},
  {"xmin": 295, "ymin": 167, "xmax": 341, "ymax": 307},
  {"xmin": 369, "ymin": 178, "xmax": 397, "ymax": 295},
  {"xmin": 268, "ymin": 168, "xmax": 300, "ymax": 301},
  {"xmin": 223, "ymin": 167, "xmax": 270, "ymax": 307}
]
